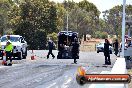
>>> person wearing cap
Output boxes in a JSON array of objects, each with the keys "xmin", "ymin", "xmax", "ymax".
[
  {"xmin": 4, "ymin": 35, "xmax": 13, "ymax": 66},
  {"xmin": 71, "ymin": 37, "xmax": 79, "ymax": 64}
]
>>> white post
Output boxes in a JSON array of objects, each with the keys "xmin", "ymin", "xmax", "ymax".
[
  {"xmin": 66, "ymin": 13, "xmax": 68, "ymax": 32},
  {"xmin": 66, "ymin": 0, "xmax": 69, "ymax": 43},
  {"xmin": 121, "ymin": 0, "xmax": 126, "ymax": 57}
]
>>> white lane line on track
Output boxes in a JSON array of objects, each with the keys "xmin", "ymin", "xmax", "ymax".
[
  {"xmin": 0, "ymin": 64, "xmax": 20, "ymax": 69},
  {"xmin": 62, "ymin": 77, "xmax": 72, "ymax": 88},
  {"xmin": 46, "ymin": 82, "xmax": 56, "ymax": 88}
]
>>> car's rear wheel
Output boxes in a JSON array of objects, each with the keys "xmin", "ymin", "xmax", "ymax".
[{"xmin": 97, "ymin": 51, "xmax": 99, "ymax": 53}]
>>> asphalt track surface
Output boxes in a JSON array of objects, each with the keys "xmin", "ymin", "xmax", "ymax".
[{"xmin": 0, "ymin": 50, "xmax": 117, "ymax": 88}]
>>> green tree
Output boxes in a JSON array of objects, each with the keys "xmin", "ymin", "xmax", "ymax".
[
  {"xmin": 78, "ymin": 0, "xmax": 100, "ymax": 16},
  {"xmin": 8, "ymin": 0, "xmax": 59, "ymax": 49},
  {"xmin": 68, "ymin": 5, "xmax": 92, "ymax": 37},
  {"xmin": 101, "ymin": 32, "xmax": 108, "ymax": 39},
  {"xmin": 94, "ymin": 31, "xmax": 108, "ymax": 39},
  {"xmin": 94, "ymin": 31, "xmax": 101, "ymax": 38},
  {"xmin": 78, "ymin": 0, "xmax": 100, "ymax": 37},
  {"xmin": 49, "ymin": 4, "xmax": 58, "ymax": 33},
  {"xmin": 47, "ymin": 32, "xmax": 58, "ymax": 44},
  {"xmin": 0, "ymin": 0, "xmax": 12, "ymax": 35},
  {"xmin": 56, "ymin": 3, "xmax": 66, "ymax": 31},
  {"xmin": 62, "ymin": 0, "xmax": 73, "ymax": 30},
  {"xmin": 103, "ymin": 5, "xmax": 132, "ymax": 38}
]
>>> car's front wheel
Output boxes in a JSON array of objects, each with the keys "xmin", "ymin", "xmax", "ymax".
[
  {"xmin": 22, "ymin": 50, "xmax": 27, "ymax": 59},
  {"xmin": 97, "ymin": 51, "xmax": 99, "ymax": 53},
  {"xmin": 18, "ymin": 52, "xmax": 22, "ymax": 60}
]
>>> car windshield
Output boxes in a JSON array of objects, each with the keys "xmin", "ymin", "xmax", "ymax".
[
  {"xmin": 1, "ymin": 36, "xmax": 20, "ymax": 42},
  {"xmin": 99, "ymin": 43, "xmax": 102, "ymax": 45}
]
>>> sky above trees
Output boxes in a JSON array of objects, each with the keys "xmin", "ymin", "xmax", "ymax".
[{"xmin": 50, "ymin": 0, "xmax": 132, "ymax": 18}]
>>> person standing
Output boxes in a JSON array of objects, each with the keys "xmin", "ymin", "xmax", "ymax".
[
  {"xmin": 104, "ymin": 39, "xmax": 112, "ymax": 65},
  {"xmin": 113, "ymin": 39, "xmax": 119, "ymax": 56},
  {"xmin": 47, "ymin": 38, "xmax": 55, "ymax": 59},
  {"xmin": 4, "ymin": 35, "xmax": 13, "ymax": 66},
  {"xmin": 58, "ymin": 43, "xmax": 65, "ymax": 58},
  {"xmin": 72, "ymin": 38, "xmax": 79, "ymax": 64},
  {"xmin": 0, "ymin": 40, "xmax": 1, "ymax": 55}
]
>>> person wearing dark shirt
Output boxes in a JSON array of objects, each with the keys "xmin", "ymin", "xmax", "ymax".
[
  {"xmin": 113, "ymin": 39, "xmax": 119, "ymax": 56},
  {"xmin": 47, "ymin": 39, "xmax": 55, "ymax": 59},
  {"xmin": 59, "ymin": 43, "xmax": 65, "ymax": 58},
  {"xmin": 104, "ymin": 39, "xmax": 112, "ymax": 65},
  {"xmin": 72, "ymin": 38, "xmax": 79, "ymax": 64}
]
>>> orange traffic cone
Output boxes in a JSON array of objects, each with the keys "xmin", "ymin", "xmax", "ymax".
[
  {"xmin": 2, "ymin": 52, "xmax": 7, "ymax": 65},
  {"xmin": 31, "ymin": 50, "xmax": 35, "ymax": 60}
]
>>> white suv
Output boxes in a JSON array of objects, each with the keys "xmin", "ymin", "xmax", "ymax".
[
  {"xmin": 0, "ymin": 35, "xmax": 28, "ymax": 60},
  {"xmin": 96, "ymin": 42, "xmax": 113, "ymax": 54}
]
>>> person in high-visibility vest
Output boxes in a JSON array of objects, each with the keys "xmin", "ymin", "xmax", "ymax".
[{"xmin": 5, "ymin": 35, "xmax": 13, "ymax": 66}]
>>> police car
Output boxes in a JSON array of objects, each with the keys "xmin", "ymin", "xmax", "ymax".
[
  {"xmin": 0, "ymin": 35, "xmax": 28, "ymax": 60},
  {"xmin": 57, "ymin": 31, "xmax": 79, "ymax": 59}
]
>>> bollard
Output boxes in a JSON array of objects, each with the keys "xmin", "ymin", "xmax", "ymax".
[
  {"xmin": 31, "ymin": 50, "xmax": 35, "ymax": 60},
  {"xmin": 2, "ymin": 51, "xmax": 7, "ymax": 65}
]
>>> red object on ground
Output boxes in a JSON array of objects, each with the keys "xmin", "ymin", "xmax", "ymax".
[
  {"xmin": 31, "ymin": 50, "xmax": 35, "ymax": 60},
  {"xmin": 2, "ymin": 52, "xmax": 7, "ymax": 65}
]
